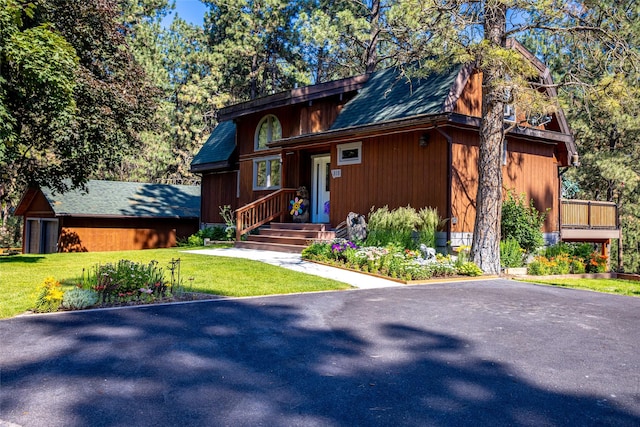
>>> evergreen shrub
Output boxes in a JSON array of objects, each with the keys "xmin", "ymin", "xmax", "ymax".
[{"xmin": 501, "ymin": 191, "xmax": 546, "ymax": 254}]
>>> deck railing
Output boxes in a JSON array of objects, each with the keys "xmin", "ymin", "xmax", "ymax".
[
  {"xmin": 235, "ymin": 188, "xmax": 297, "ymax": 240},
  {"xmin": 560, "ymin": 199, "xmax": 618, "ymax": 229}
]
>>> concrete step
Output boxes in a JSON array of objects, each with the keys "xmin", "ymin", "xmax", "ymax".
[
  {"xmin": 259, "ymin": 228, "xmax": 335, "ymax": 240},
  {"xmin": 247, "ymin": 234, "xmax": 313, "ymax": 246},
  {"xmin": 234, "ymin": 240, "xmax": 305, "ymax": 253},
  {"xmin": 269, "ymin": 222, "xmax": 330, "ymax": 232}
]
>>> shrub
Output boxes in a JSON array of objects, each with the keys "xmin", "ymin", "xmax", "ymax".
[
  {"xmin": 544, "ymin": 242, "xmax": 573, "ymax": 258},
  {"xmin": 501, "ymin": 191, "xmax": 546, "ymax": 254},
  {"xmin": 527, "ymin": 256, "xmax": 551, "ymax": 275},
  {"xmin": 500, "ymin": 238, "xmax": 524, "ymax": 268},
  {"xmin": 587, "ymin": 253, "xmax": 608, "ymax": 273},
  {"xmin": 301, "ymin": 241, "xmax": 333, "ymax": 261},
  {"xmin": 86, "ymin": 259, "xmax": 170, "ymax": 304},
  {"xmin": 365, "ymin": 205, "xmax": 444, "ymax": 249},
  {"xmin": 457, "ymin": 262, "xmax": 483, "ymax": 276},
  {"xmin": 552, "ymin": 253, "xmax": 571, "ymax": 275},
  {"xmin": 62, "ymin": 287, "xmax": 99, "ymax": 310},
  {"xmin": 570, "ymin": 257, "xmax": 586, "ymax": 274},
  {"xmin": 33, "ymin": 277, "xmax": 64, "ymax": 313},
  {"xmin": 179, "ymin": 226, "xmax": 228, "ymax": 247},
  {"xmin": 417, "ymin": 207, "xmax": 445, "ymax": 248}
]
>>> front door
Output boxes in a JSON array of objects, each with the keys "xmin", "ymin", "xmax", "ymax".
[{"xmin": 311, "ymin": 155, "xmax": 330, "ymax": 223}]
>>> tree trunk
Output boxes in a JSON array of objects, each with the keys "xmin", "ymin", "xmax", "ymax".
[
  {"xmin": 471, "ymin": 1, "xmax": 507, "ymax": 274},
  {"xmin": 365, "ymin": 0, "xmax": 380, "ymax": 74}
]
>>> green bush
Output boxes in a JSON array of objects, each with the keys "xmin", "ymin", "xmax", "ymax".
[
  {"xmin": 527, "ymin": 257, "xmax": 551, "ymax": 275},
  {"xmin": 85, "ymin": 259, "xmax": 169, "ymax": 304},
  {"xmin": 179, "ymin": 226, "xmax": 229, "ymax": 247},
  {"xmin": 544, "ymin": 242, "xmax": 573, "ymax": 258},
  {"xmin": 62, "ymin": 287, "xmax": 99, "ymax": 310},
  {"xmin": 570, "ymin": 257, "xmax": 586, "ymax": 274},
  {"xmin": 500, "ymin": 238, "xmax": 524, "ymax": 268},
  {"xmin": 301, "ymin": 241, "xmax": 333, "ymax": 261},
  {"xmin": 457, "ymin": 262, "xmax": 483, "ymax": 276},
  {"xmin": 501, "ymin": 191, "xmax": 546, "ymax": 254},
  {"xmin": 365, "ymin": 205, "xmax": 444, "ymax": 249}
]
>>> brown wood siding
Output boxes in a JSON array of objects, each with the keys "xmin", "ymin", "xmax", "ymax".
[
  {"xmin": 58, "ymin": 217, "xmax": 198, "ymax": 252},
  {"xmin": 451, "ymin": 128, "xmax": 560, "ymax": 234},
  {"xmin": 201, "ymin": 171, "xmax": 238, "ymax": 223},
  {"xmin": 329, "ymin": 130, "xmax": 449, "ymax": 225},
  {"xmin": 23, "ymin": 191, "xmax": 56, "ymax": 217},
  {"xmin": 454, "ymin": 71, "xmax": 483, "ymax": 117},
  {"xmin": 297, "ymin": 98, "xmax": 344, "ymax": 134}
]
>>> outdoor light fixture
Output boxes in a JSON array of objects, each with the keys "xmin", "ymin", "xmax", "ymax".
[{"xmin": 419, "ymin": 133, "xmax": 430, "ymax": 147}]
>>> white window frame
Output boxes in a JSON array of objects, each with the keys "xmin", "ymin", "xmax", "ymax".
[
  {"xmin": 337, "ymin": 141, "xmax": 362, "ymax": 165},
  {"xmin": 254, "ymin": 114, "xmax": 282, "ymax": 151},
  {"xmin": 252, "ymin": 155, "xmax": 282, "ymax": 191}
]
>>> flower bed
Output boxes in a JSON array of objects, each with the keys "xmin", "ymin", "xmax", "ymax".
[
  {"xmin": 302, "ymin": 239, "xmax": 483, "ymax": 281},
  {"xmin": 31, "ymin": 258, "xmax": 204, "ymax": 313}
]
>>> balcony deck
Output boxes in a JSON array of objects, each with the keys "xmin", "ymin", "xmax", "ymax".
[{"xmin": 560, "ymin": 199, "xmax": 620, "ymax": 242}]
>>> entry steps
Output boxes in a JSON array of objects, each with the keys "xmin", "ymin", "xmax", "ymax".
[{"xmin": 234, "ymin": 222, "xmax": 335, "ymax": 253}]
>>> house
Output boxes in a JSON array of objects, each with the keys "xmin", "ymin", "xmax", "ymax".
[
  {"xmin": 191, "ymin": 40, "xmax": 620, "ymax": 254},
  {"xmin": 14, "ymin": 180, "xmax": 200, "ymax": 253}
]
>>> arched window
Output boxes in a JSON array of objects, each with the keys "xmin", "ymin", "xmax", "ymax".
[{"xmin": 255, "ymin": 115, "xmax": 282, "ymax": 150}]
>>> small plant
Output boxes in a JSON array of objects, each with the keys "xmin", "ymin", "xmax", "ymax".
[
  {"xmin": 570, "ymin": 257, "xmax": 586, "ymax": 274},
  {"xmin": 62, "ymin": 287, "xmax": 99, "ymax": 310},
  {"xmin": 457, "ymin": 262, "xmax": 483, "ymax": 276},
  {"xmin": 527, "ymin": 256, "xmax": 551, "ymax": 275},
  {"xmin": 587, "ymin": 253, "xmax": 608, "ymax": 273},
  {"xmin": 220, "ymin": 205, "xmax": 236, "ymax": 240},
  {"xmin": 301, "ymin": 241, "xmax": 333, "ymax": 261},
  {"xmin": 500, "ymin": 238, "xmax": 524, "ymax": 268},
  {"xmin": 33, "ymin": 277, "xmax": 64, "ymax": 313}
]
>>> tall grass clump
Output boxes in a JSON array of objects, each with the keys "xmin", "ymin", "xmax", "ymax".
[{"xmin": 365, "ymin": 205, "xmax": 444, "ymax": 249}]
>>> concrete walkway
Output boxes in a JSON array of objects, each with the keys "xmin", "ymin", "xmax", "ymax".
[{"xmin": 183, "ymin": 247, "xmax": 400, "ymax": 289}]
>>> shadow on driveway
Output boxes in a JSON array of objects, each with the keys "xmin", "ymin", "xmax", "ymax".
[{"xmin": 1, "ymin": 280, "xmax": 639, "ymax": 426}]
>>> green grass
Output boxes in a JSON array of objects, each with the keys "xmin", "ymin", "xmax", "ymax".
[
  {"xmin": 0, "ymin": 247, "xmax": 352, "ymax": 319},
  {"xmin": 521, "ymin": 277, "xmax": 640, "ymax": 297}
]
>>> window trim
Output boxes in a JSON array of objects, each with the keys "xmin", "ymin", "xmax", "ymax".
[
  {"xmin": 252, "ymin": 155, "xmax": 282, "ymax": 191},
  {"xmin": 337, "ymin": 141, "xmax": 362, "ymax": 165},
  {"xmin": 254, "ymin": 114, "xmax": 282, "ymax": 151}
]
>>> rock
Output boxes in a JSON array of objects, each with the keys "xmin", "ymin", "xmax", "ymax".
[{"xmin": 346, "ymin": 212, "xmax": 367, "ymax": 241}]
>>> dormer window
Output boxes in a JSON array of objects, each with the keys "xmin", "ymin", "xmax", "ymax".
[{"xmin": 255, "ymin": 114, "xmax": 282, "ymax": 150}]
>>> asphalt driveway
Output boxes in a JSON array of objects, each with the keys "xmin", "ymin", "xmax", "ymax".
[{"xmin": 1, "ymin": 279, "xmax": 639, "ymax": 426}]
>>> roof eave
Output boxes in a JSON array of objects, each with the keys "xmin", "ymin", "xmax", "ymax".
[
  {"xmin": 218, "ymin": 74, "xmax": 369, "ymax": 121},
  {"xmin": 269, "ymin": 113, "xmax": 452, "ymax": 147},
  {"xmin": 190, "ymin": 160, "xmax": 234, "ymax": 174}
]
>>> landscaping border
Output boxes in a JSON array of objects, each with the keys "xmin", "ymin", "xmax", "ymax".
[
  {"xmin": 505, "ymin": 272, "xmax": 640, "ymax": 281},
  {"xmin": 306, "ymin": 259, "xmax": 499, "ymax": 285}
]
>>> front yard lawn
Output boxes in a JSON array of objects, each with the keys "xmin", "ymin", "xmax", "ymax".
[
  {"xmin": 520, "ymin": 277, "xmax": 640, "ymax": 297},
  {"xmin": 0, "ymin": 247, "xmax": 351, "ymax": 319}
]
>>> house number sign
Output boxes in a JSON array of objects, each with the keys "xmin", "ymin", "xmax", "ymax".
[{"xmin": 331, "ymin": 169, "xmax": 341, "ymax": 178}]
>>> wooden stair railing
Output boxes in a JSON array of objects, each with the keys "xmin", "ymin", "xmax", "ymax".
[{"xmin": 235, "ymin": 188, "xmax": 297, "ymax": 241}]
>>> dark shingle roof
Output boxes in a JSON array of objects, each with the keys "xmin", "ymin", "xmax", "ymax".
[
  {"xmin": 191, "ymin": 121, "xmax": 236, "ymax": 170},
  {"xmin": 42, "ymin": 180, "xmax": 200, "ymax": 218},
  {"xmin": 191, "ymin": 65, "xmax": 463, "ymax": 171},
  {"xmin": 331, "ymin": 65, "xmax": 463, "ymax": 130}
]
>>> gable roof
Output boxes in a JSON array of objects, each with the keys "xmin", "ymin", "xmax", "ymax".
[
  {"xmin": 16, "ymin": 180, "xmax": 200, "ymax": 219},
  {"xmin": 192, "ymin": 41, "xmax": 577, "ymax": 170},
  {"xmin": 330, "ymin": 64, "xmax": 465, "ymax": 130},
  {"xmin": 217, "ymin": 74, "xmax": 369, "ymax": 122},
  {"xmin": 190, "ymin": 120, "xmax": 236, "ymax": 172}
]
